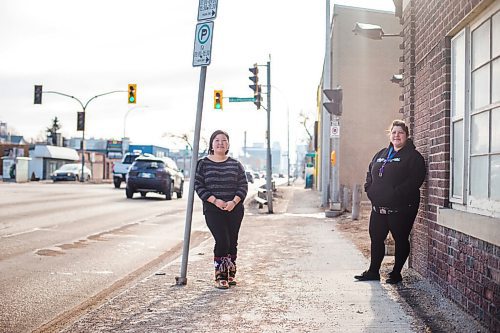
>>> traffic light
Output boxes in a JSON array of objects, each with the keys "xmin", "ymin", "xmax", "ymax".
[
  {"xmin": 77, "ymin": 112, "xmax": 85, "ymax": 131},
  {"xmin": 248, "ymin": 64, "xmax": 261, "ymax": 109},
  {"xmin": 128, "ymin": 84, "xmax": 137, "ymax": 104},
  {"xmin": 254, "ymin": 85, "xmax": 262, "ymax": 109},
  {"xmin": 34, "ymin": 85, "xmax": 42, "ymax": 104},
  {"xmin": 323, "ymin": 87, "xmax": 343, "ymax": 116},
  {"xmin": 214, "ymin": 90, "xmax": 223, "ymax": 110}
]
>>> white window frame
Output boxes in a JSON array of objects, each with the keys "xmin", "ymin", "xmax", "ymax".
[{"xmin": 450, "ymin": 2, "xmax": 500, "ymax": 218}]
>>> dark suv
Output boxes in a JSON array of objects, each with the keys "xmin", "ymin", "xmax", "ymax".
[{"xmin": 126, "ymin": 155, "xmax": 184, "ymax": 200}]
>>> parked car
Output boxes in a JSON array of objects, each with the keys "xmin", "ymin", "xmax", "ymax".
[
  {"xmin": 112, "ymin": 152, "xmax": 141, "ymax": 188},
  {"xmin": 52, "ymin": 163, "xmax": 91, "ymax": 182},
  {"xmin": 125, "ymin": 155, "xmax": 184, "ymax": 200}
]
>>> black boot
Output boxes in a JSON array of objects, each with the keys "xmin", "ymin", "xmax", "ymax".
[
  {"xmin": 354, "ymin": 270, "xmax": 380, "ymax": 281},
  {"xmin": 385, "ymin": 271, "xmax": 403, "ymax": 284}
]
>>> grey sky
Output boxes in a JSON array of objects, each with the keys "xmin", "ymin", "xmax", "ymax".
[{"xmin": 0, "ymin": 0, "xmax": 395, "ymax": 153}]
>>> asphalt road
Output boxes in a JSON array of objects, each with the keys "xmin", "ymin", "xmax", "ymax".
[{"xmin": 0, "ymin": 180, "xmax": 215, "ymax": 332}]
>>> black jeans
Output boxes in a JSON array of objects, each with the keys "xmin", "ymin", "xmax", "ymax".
[
  {"xmin": 204, "ymin": 205, "xmax": 244, "ymax": 257},
  {"xmin": 368, "ymin": 207, "xmax": 418, "ymax": 274}
]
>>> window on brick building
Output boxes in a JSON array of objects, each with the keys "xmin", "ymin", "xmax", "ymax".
[{"xmin": 450, "ymin": 4, "xmax": 500, "ymax": 216}]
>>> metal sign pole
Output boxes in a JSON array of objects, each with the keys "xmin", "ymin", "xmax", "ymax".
[
  {"xmin": 176, "ymin": 65, "xmax": 207, "ymax": 285},
  {"xmin": 177, "ymin": 0, "xmax": 215, "ymax": 285}
]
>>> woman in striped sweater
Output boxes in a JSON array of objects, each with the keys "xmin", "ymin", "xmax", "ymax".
[{"xmin": 194, "ymin": 130, "xmax": 248, "ymax": 289}]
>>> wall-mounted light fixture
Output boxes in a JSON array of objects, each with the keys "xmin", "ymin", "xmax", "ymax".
[
  {"xmin": 390, "ymin": 74, "xmax": 403, "ymax": 84},
  {"xmin": 352, "ymin": 22, "xmax": 400, "ymax": 40}
]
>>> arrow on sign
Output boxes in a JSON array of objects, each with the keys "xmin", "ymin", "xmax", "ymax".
[{"xmin": 193, "ymin": 21, "xmax": 214, "ymax": 67}]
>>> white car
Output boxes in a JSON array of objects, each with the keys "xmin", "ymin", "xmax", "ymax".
[{"xmin": 52, "ymin": 163, "xmax": 92, "ymax": 182}]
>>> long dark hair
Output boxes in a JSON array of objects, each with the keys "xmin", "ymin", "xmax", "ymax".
[{"xmin": 208, "ymin": 130, "xmax": 230, "ymax": 155}]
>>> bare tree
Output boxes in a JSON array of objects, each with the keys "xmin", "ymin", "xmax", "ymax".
[
  {"xmin": 162, "ymin": 132, "xmax": 209, "ymax": 155},
  {"xmin": 298, "ymin": 111, "xmax": 313, "ymax": 142}
]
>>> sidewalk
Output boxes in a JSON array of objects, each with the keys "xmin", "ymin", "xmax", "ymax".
[{"xmin": 60, "ymin": 182, "xmax": 419, "ymax": 332}]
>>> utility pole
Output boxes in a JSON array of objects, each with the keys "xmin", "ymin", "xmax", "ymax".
[
  {"xmin": 249, "ymin": 59, "xmax": 273, "ymax": 213},
  {"xmin": 265, "ymin": 58, "xmax": 273, "ymax": 213},
  {"xmin": 243, "ymin": 131, "xmax": 247, "ymax": 160},
  {"xmin": 321, "ymin": 0, "xmax": 332, "ymax": 207},
  {"xmin": 323, "ymin": 87, "xmax": 342, "ymax": 217}
]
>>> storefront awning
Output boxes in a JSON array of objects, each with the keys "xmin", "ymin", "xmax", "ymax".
[{"xmin": 31, "ymin": 145, "xmax": 79, "ymax": 161}]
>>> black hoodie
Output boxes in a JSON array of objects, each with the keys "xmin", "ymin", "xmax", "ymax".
[{"xmin": 364, "ymin": 139, "xmax": 426, "ymax": 209}]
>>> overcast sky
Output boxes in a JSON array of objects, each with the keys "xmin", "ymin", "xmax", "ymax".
[{"xmin": 0, "ymin": 0, "xmax": 394, "ymax": 155}]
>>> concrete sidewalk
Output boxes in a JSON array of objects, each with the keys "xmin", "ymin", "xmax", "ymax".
[{"xmin": 61, "ymin": 182, "xmax": 419, "ymax": 332}]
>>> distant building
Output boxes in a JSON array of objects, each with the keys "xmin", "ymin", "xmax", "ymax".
[
  {"xmin": 239, "ymin": 141, "xmax": 281, "ymax": 173},
  {"xmin": 0, "ymin": 121, "xmax": 29, "ymax": 177},
  {"xmin": 67, "ymin": 137, "xmax": 108, "ymax": 151},
  {"xmin": 0, "ymin": 143, "xmax": 30, "ymax": 178},
  {"xmin": 28, "ymin": 145, "xmax": 79, "ymax": 180},
  {"xmin": 0, "ymin": 134, "xmax": 27, "ymax": 145},
  {"xmin": 318, "ymin": 5, "xmax": 401, "ymax": 198},
  {"xmin": 128, "ymin": 144, "xmax": 170, "ymax": 158}
]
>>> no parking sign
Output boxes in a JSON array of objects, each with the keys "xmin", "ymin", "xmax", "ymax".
[{"xmin": 330, "ymin": 125, "xmax": 340, "ymax": 137}]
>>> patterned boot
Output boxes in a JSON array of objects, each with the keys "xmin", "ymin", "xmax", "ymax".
[
  {"xmin": 214, "ymin": 257, "xmax": 229, "ymax": 289},
  {"xmin": 228, "ymin": 254, "xmax": 237, "ymax": 286}
]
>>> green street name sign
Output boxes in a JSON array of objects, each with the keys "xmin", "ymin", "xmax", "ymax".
[{"xmin": 229, "ymin": 97, "xmax": 255, "ymax": 102}]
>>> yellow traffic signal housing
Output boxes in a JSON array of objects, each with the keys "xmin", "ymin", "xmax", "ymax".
[
  {"xmin": 214, "ymin": 90, "xmax": 223, "ymax": 110},
  {"xmin": 128, "ymin": 84, "xmax": 137, "ymax": 104}
]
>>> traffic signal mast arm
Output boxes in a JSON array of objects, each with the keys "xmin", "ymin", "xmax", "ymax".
[
  {"xmin": 34, "ymin": 87, "xmax": 134, "ymax": 184},
  {"xmin": 39, "ymin": 89, "xmax": 128, "ymax": 110}
]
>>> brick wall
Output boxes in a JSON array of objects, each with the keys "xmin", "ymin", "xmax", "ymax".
[{"xmin": 400, "ymin": 0, "xmax": 498, "ymax": 330}]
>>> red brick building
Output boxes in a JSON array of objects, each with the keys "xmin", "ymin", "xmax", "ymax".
[{"xmin": 396, "ymin": 0, "xmax": 499, "ymax": 330}]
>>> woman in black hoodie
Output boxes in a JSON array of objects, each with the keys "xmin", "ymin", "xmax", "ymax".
[{"xmin": 355, "ymin": 119, "xmax": 426, "ymax": 284}]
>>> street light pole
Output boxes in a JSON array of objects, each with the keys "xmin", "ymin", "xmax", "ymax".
[
  {"xmin": 287, "ymin": 104, "xmax": 290, "ymax": 186},
  {"xmin": 123, "ymin": 105, "xmax": 149, "ymax": 138},
  {"xmin": 42, "ymin": 90, "xmax": 126, "ymax": 182}
]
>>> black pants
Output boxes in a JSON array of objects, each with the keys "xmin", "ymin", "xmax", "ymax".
[
  {"xmin": 204, "ymin": 205, "xmax": 244, "ymax": 257},
  {"xmin": 368, "ymin": 207, "xmax": 418, "ymax": 274}
]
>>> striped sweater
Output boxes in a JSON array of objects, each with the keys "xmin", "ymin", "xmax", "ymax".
[{"xmin": 194, "ymin": 157, "xmax": 248, "ymax": 203}]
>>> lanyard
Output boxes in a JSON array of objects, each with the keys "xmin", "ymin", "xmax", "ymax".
[
  {"xmin": 378, "ymin": 146, "xmax": 396, "ymax": 178},
  {"xmin": 386, "ymin": 147, "xmax": 396, "ymax": 161}
]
